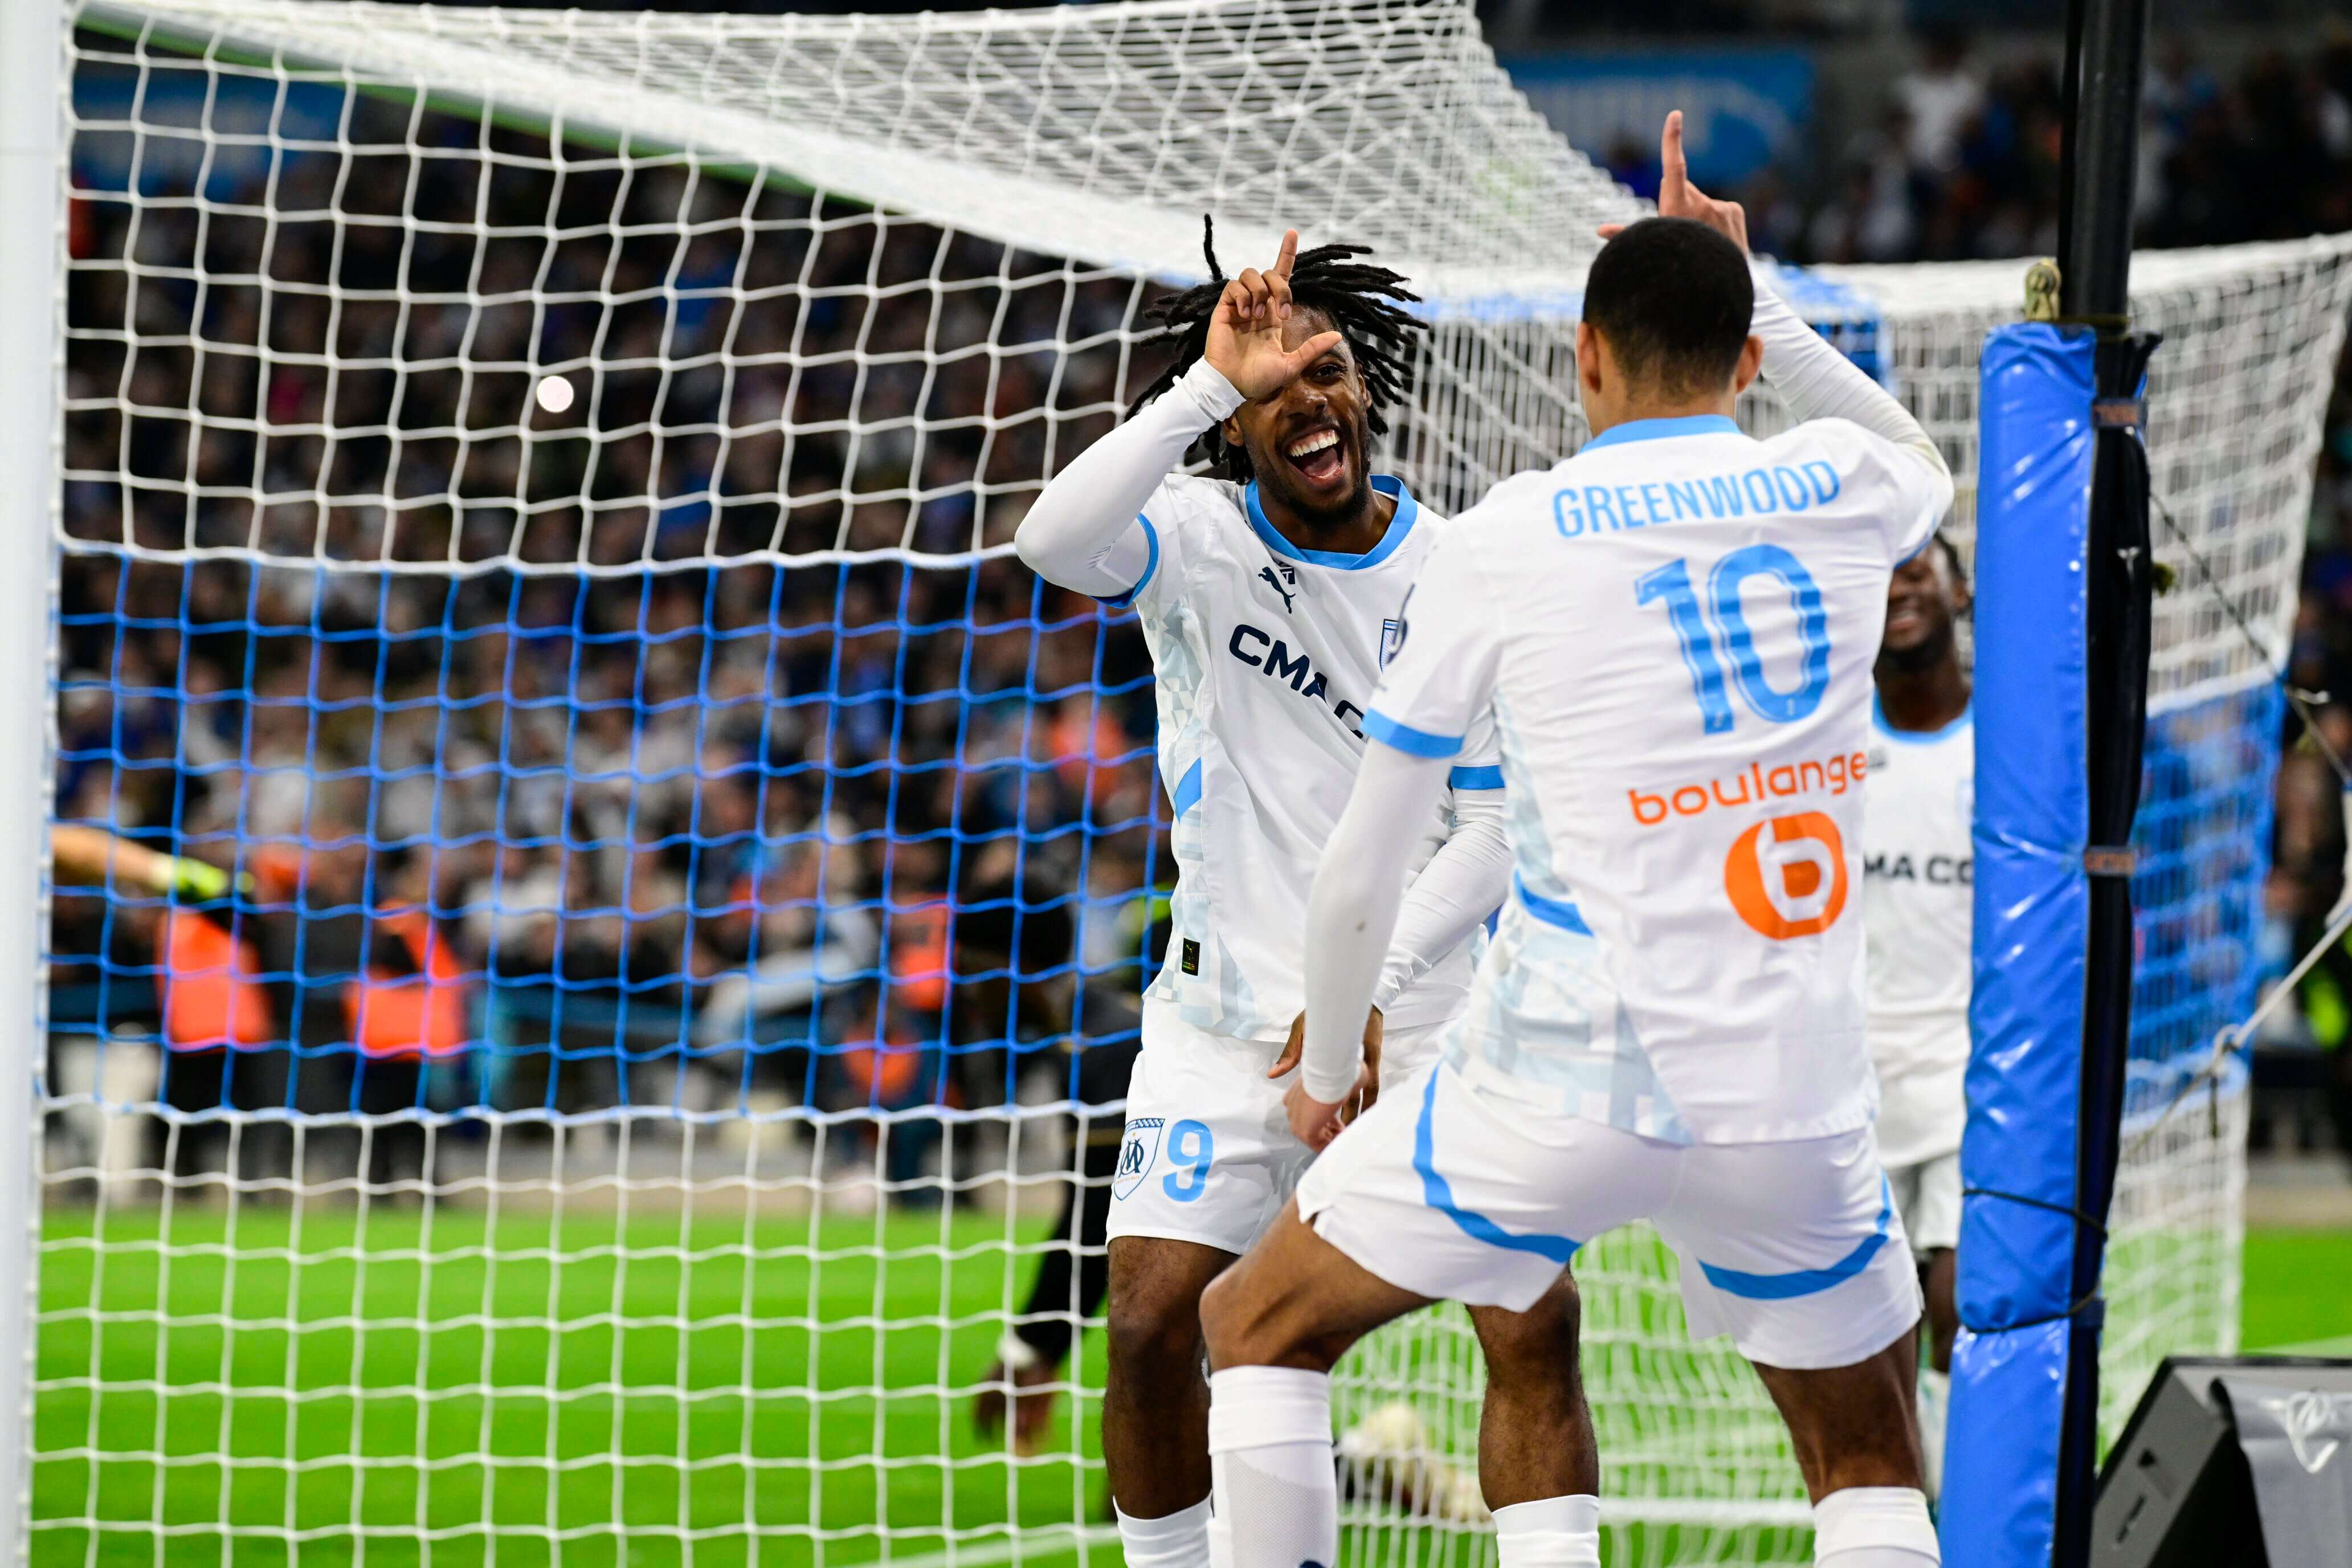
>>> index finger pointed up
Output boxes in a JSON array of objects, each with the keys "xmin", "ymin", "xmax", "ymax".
[
  {"xmin": 1272, "ymin": 228, "xmax": 1300, "ymax": 281},
  {"xmin": 1661, "ymin": 109, "xmax": 1688, "ymax": 207}
]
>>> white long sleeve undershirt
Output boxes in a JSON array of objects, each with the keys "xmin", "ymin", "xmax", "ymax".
[
  {"xmin": 1301, "ymin": 745, "xmax": 1459, "ymax": 1103},
  {"xmin": 1012, "ymin": 359, "xmax": 1246, "ymax": 597},
  {"xmin": 1371, "ymin": 788, "xmax": 1510, "ymax": 1017},
  {"xmin": 1750, "ymin": 281, "xmax": 1951, "ymax": 490}
]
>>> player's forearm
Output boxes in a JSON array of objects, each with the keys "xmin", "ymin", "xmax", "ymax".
[
  {"xmin": 1300, "ymin": 747, "xmax": 1452, "ymax": 1102},
  {"xmin": 1751, "ymin": 285, "xmax": 1950, "ymax": 486},
  {"xmin": 1371, "ymin": 791, "xmax": 1510, "ymax": 1012},
  {"xmin": 1012, "ymin": 360, "xmax": 1244, "ymax": 595},
  {"xmin": 52, "ymin": 824, "xmax": 230, "ymax": 898}
]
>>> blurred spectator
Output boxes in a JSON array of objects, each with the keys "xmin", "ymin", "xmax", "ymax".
[{"xmin": 1895, "ymin": 27, "xmax": 1984, "ymax": 178}]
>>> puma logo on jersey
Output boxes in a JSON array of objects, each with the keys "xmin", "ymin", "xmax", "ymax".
[{"xmin": 1259, "ymin": 564, "xmax": 1298, "ymax": 612}]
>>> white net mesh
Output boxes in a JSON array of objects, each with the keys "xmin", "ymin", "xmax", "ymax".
[{"xmin": 33, "ymin": 0, "xmax": 2352, "ymax": 1562}]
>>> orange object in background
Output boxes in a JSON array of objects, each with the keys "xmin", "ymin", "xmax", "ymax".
[
  {"xmin": 1046, "ymin": 702, "xmax": 1125, "ymax": 797},
  {"xmin": 889, "ymin": 900, "xmax": 951, "ymax": 1012},
  {"xmin": 344, "ymin": 906, "xmax": 471, "ymax": 1060},
  {"xmin": 156, "ymin": 910, "xmax": 275, "ymax": 1050},
  {"xmin": 840, "ymin": 1034, "xmax": 928, "ymax": 1108}
]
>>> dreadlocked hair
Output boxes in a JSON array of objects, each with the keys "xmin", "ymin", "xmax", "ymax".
[{"xmin": 1126, "ymin": 215, "xmax": 1428, "ymax": 481}]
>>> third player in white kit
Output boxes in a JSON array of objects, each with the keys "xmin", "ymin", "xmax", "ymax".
[
  {"xmin": 1863, "ymin": 537, "xmax": 1975, "ymax": 1494},
  {"xmin": 1202, "ymin": 116, "xmax": 1951, "ymax": 1568}
]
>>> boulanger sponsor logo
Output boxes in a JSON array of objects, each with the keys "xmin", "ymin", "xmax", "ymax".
[
  {"xmin": 1725, "ymin": 811, "xmax": 1848, "ymax": 939},
  {"xmin": 1626, "ymin": 748, "xmax": 1867, "ymax": 826}
]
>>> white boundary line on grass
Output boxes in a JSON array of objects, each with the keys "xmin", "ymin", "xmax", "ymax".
[
  {"xmin": 872, "ymin": 1524, "xmax": 1122, "ymax": 1568},
  {"xmin": 856, "ymin": 1493, "xmax": 1821, "ymax": 1568},
  {"xmin": 2253, "ymin": 1333, "xmax": 2352, "ymax": 1357}
]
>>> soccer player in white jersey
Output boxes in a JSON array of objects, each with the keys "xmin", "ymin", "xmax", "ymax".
[
  {"xmin": 1863, "ymin": 536, "xmax": 1974, "ymax": 1496},
  {"xmin": 1198, "ymin": 115, "xmax": 1952, "ymax": 1568},
  {"xmin": 1014, "ymin": 225, "xmax": 1581, "ymax": 1568}
]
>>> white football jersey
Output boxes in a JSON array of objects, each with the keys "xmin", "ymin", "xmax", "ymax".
[
  {"xmin": 1861, "ymin": 697, "xmax": 1973, "ymax": 1167},
  {"xmin": 1363, "ymin": 414, "xmax": 1951, "ymax": 1145},
  {"xmin": 1117, "ymin": 473, "xmax": 1501, "ymax": 1042}
]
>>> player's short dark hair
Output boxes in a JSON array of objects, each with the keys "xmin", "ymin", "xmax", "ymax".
[
  {"xmin": 1582, "ymin": 217, "xmax": 1755, "ymax": 400},
  {"xmin": 1932, "ymin": 532, "xmax": 1969, "ymax": 587},
  {"xmin": 954, "ymin": 878, "xmax": 1073, "ymax": 981},
  {"xmin": 1128, "ymin": 216, "xmax": 1428, "ymax": 481}
]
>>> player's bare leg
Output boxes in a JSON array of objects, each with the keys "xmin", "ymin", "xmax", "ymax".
[
  {"xmin": 1195, "ymin": 1202, "xmax": 1428, "ymax": 1568},
  {"xmin": 1751, "ymin": 1327, "xmax": 1940, "ymax": 1566},
  {"xmin": 1914, "ymin": 1246, "xmax": 1959, "ymax": 1499},
  {"xmin": 1467, "ymin": 1275, "xmax": 1598, "ymax": 1501},
  {"xmin": 1201, "ymin": 1205, "xmax": 1606, "ymax": 1568},
  {"xmin": 1102, "ymin": 1235, "xmax": 1232, "ymax": 1558},
  {"xmin": 1200, "ymin": 1199, "xmax": 1428, "ymax": 1370},
  {"xmin": 1920, "ymin": 1250, "xmax": 1957, "ymax": 1373},
  {"xmin": 1465, "ymin": 1276, "xmax": 1604, "ymax": 1567}
]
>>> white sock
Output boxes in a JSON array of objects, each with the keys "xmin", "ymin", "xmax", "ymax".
[
  {"xmin": 1205, "ymin": 1366, "xmax": 1335, "ymax": 1568},
  {"xmin": 1116, "ymin": 1497, "xmax": 1212, "ymax": 1568},
  {"xmin": 1916, "ymin": 1367, "xmax": 1950, "ymax": 1503},
  {"xmin": 1494, "ymin": 1494, "xmax": 1603, "ymax": 1568},
  {"xmin": 1814, "ymin": 1486, "xmax": 1939, "ymax": 1566}
]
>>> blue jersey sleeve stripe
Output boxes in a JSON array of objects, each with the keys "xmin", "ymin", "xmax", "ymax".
[
  {"xmin": 1170, "ymin": 758, "xmax": 1204, "ymax": 819},
  {"xmin": 1512, "ymin": 873, "xmax": 1592, "ymax": 936},
  {"xmin": 1095, "ymin": 513, "xmax": 1159, "ymax": 609},
  {"xmin": 1361, "ymin": 709, "xmax": 1463, "ymax": 759},
  {"xmin": 1447, "ymin": 763, "xmax": 1505, "ymax": 791}
]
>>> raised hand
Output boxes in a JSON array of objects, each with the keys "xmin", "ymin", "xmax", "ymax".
[
  {"xmin": 1203, "ymin": 228, "xmax": 1345, "ymax": 401},
  {"xmin": 1599, "ymin": 110, "xmax": 1749, "ymax": 254}
]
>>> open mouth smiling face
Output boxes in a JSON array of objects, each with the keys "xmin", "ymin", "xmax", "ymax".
[{"xmin": 1282, "ymin": 421, "xmax": 1349, "ymax": 492}]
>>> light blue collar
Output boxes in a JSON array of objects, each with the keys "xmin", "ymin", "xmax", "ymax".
[
  {"xmin": 1581, "ymin": 414, "xmax": 1743, "ymax": 452},
  {"xmin": 1872, "ymin": 692, "xmax": 1974, "ymax": 743},
  {"xmin": 1243, "ymin": 474, "xmax": 1419, "ymax": 570}
]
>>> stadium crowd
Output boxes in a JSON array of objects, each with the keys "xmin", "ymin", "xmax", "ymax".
[
  {"xmin": 1712, "ymin": 31, "xmax": 2352, "ymax": 266},
  {"xmin": 43, "ymin": 26, "xmax": 2352, "ymax": 1189},
  {"xmin": 50, "ymin": 64, "xmax": 1170, "ymax": 1186}
]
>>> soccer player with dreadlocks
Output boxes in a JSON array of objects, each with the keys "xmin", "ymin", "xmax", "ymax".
[{"xmin": 1013, "ymin": 226, "xmax": 1584, "ymax": 1568}]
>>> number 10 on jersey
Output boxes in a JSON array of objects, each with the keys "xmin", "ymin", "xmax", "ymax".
[{"xmin": 1636, "ymin": 544, "xmax": 1830, "ymax": 732}]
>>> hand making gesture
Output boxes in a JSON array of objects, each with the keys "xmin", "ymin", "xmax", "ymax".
[
  {"xmin": 1272, "ymin": 1006, "xmax": 1384, "ymax": 1151},
  {"xmin": 1600, "ymin": 109, "xmax": 1750, "ymax": 255},
  {"xmin": 1203, "ymin": 228, "xmax": 1345, "ymax": 400}
]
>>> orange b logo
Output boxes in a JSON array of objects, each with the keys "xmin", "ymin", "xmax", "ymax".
[{"xmin": 1725, "ymin": 812, "xmax": 1849, "ymax": 940}]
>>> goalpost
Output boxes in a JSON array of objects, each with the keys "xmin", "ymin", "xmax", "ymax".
[{"xmin": 13, "ymin": 1, "xmax": 2352, "ymax": 1563}]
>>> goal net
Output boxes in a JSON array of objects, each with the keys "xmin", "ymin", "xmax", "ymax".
[{"xmin": 28, "ymin": 0, "xmax": 2352, "ymax": 1563}]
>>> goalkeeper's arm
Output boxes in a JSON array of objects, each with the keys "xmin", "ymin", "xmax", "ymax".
[
  {"xmin": 1013, "ymin": 358, "xmax": 1244, "ymax": 598},
  {"xmin": 52, "ymin": 824, "xmax": 239, "ymax": 900}
]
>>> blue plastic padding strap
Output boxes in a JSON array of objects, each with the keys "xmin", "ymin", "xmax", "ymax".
[{"xmin": 1943, "ymin": 321, "xmax": 2098, "ymax": 1568}]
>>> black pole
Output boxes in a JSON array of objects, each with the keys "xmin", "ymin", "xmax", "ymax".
[
  {"xmin": 2055, "ymin": 1, "xmax": 2157, "ymax": 1565},
  {"xmin": 2059, "ymin": 0, "xmax": 2147, "ymax": 328}
]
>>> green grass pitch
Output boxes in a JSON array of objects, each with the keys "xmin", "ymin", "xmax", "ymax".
[{"xmin": 27, "ymin": 1204, "xmax": 2352, "ymax": 1567}]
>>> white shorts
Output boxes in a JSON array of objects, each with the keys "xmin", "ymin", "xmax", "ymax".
[
  {"xmin": 1106, "ymin": 1003, "xmax": 1445, "ymax": 1256},
  {"xmin": 1298, "ymin": 1062, "xmax": 1924, "ymax": 1371},
  {"xmin": 1887, "ymin": 1149, "xmax": 1961, "ymax": 1256}
]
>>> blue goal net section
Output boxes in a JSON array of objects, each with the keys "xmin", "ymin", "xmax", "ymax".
[{"xmin": 28, "ymin": 2, "xmax": 2352, "ymax": 1565}]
